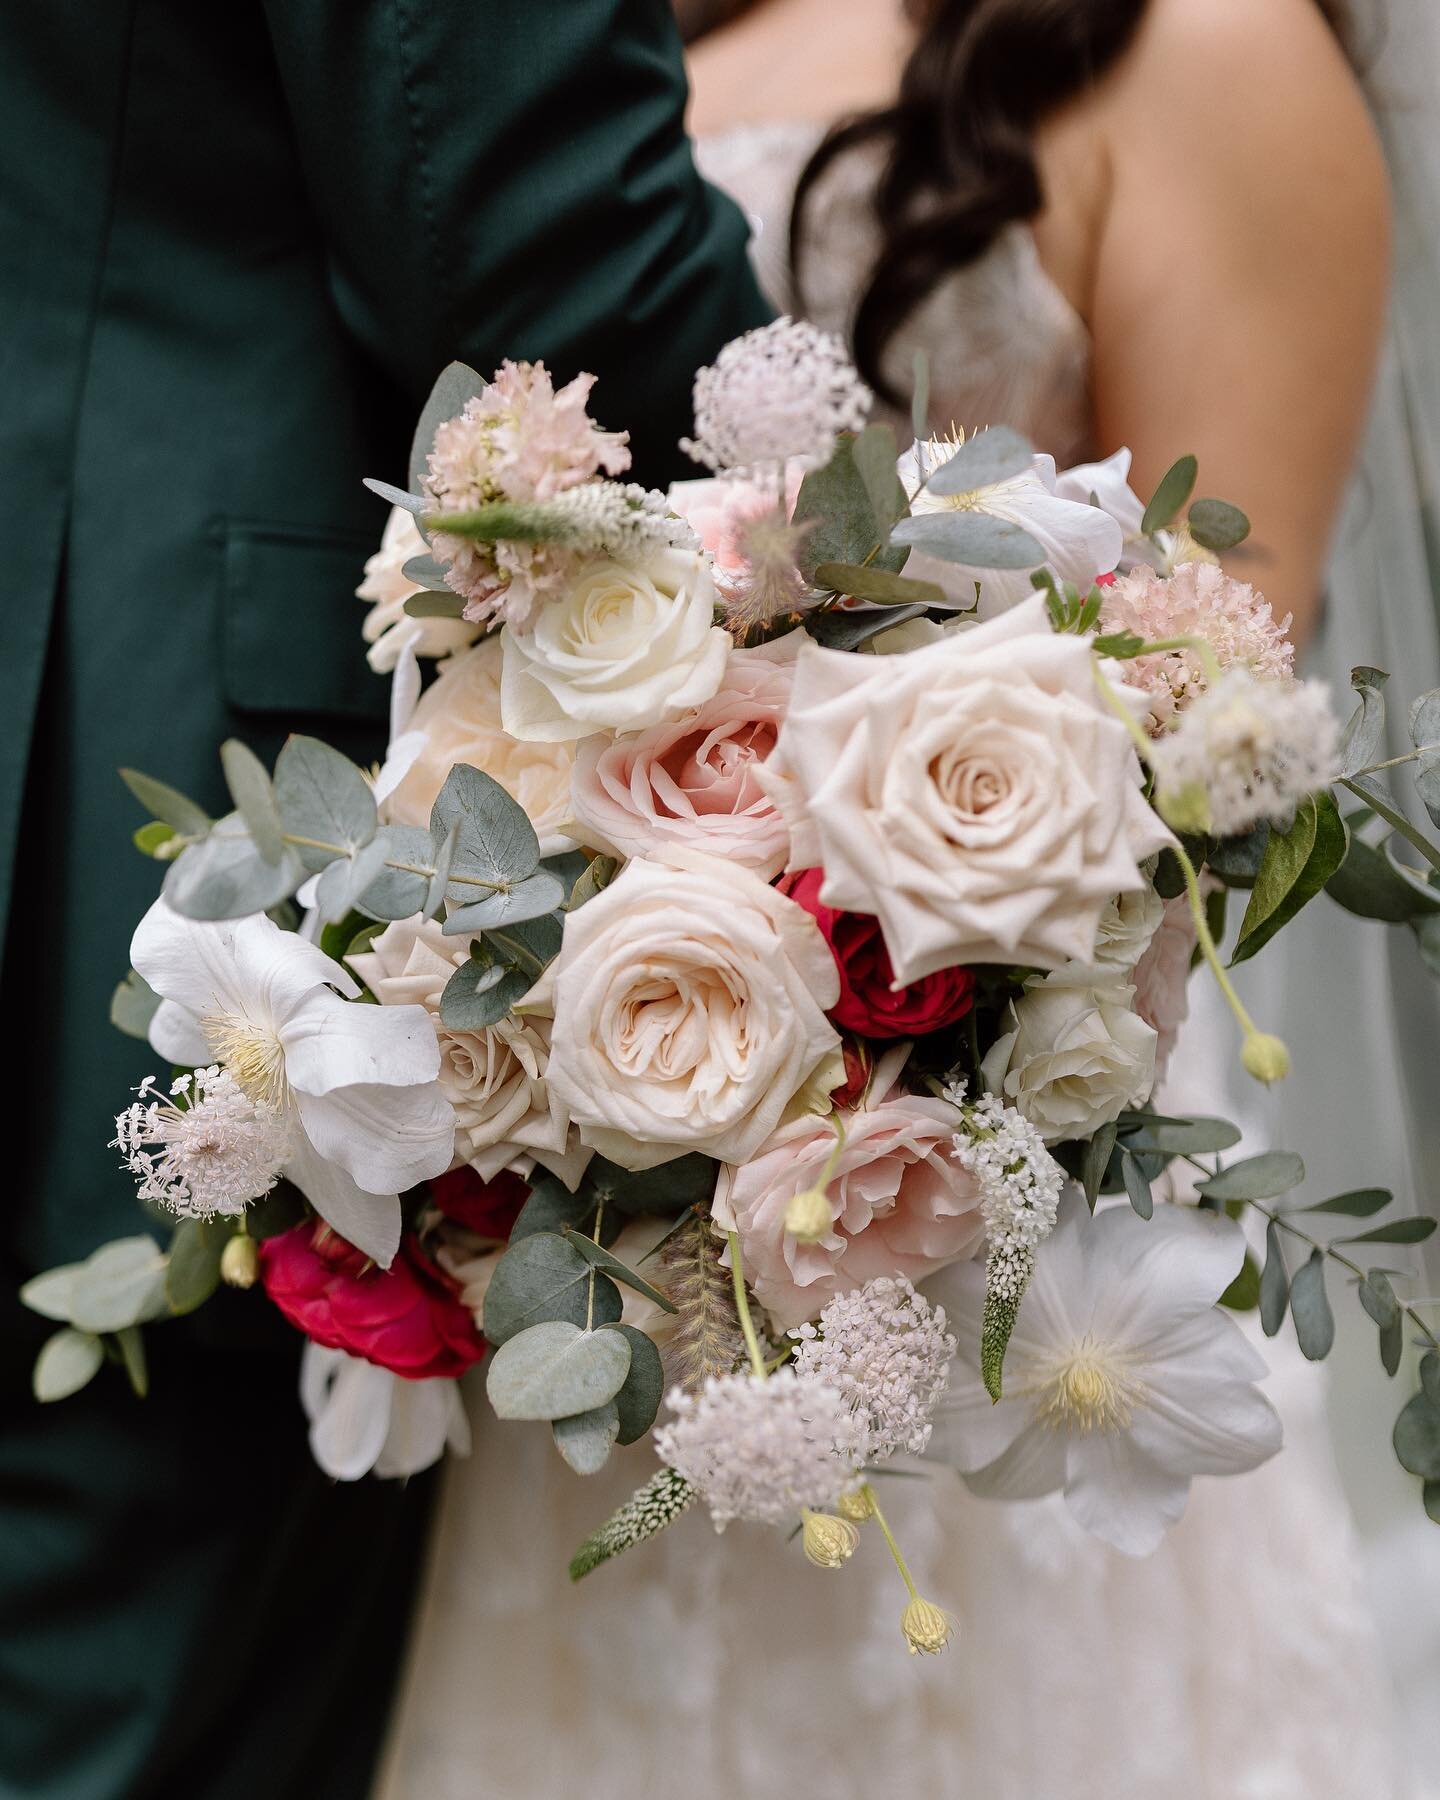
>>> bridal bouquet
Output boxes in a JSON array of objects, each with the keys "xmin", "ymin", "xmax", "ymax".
[{"xmin": 25, "ymin": 321, "xmax": 1440, "ymax": 1654}]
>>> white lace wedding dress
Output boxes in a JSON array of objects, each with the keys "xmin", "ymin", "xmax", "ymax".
[{"xmin": 375, "ymin": 123, "xmax": 1413, "ymax": 1800}]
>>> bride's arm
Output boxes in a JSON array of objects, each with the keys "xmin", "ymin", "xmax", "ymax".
[{"xmin": 1045, "ymin": 0, "xmax": 1390, "ymax": 642}]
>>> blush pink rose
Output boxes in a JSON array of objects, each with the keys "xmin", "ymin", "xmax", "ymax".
[
  {"xmin": 259, "ymin": 1221, "xmax": 486, "ymax": 1380},
  {"xmin": 570, "ymin": 635, "xmax": 798, "ymax": 877},
  {"xmin": 713, "ymin": 1095, "xmax": 987, "ymax": 1329},
  {"xmin": 1130, "ymin": 893, "xmax": 1194, "ymax": 1080}
]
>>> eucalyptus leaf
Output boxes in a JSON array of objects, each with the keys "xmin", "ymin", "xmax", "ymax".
[
  {"xmin": 586, "ymin": 1153, "xmax": 720, "ymax": 1218},
  {"xmin": 404, "ymin": 591, "xmax": 468, "ymax": 619},
  {"xmin": 564, "ymin": 1231, "xmax": 677, "ymax": 1314},
  {"xmin": 20, "ymin": 1263, "xmax": 82, "ymax": 1323},
  {"xmin": 1289, "ymin": 1249, "xmax": 1335, "ymax": 1360},
  {"xmin": 1207, "ymin": 825, "xmax": 1270, "ymax": 889},
  {"xmin": 163, "ymin": 817, "xmax": 304, "ymax": 920},
  {"xmin": 119, "ymin": 767, "xmax": 211, "ymax": 838},
  {"xmin": 133, "ymin": 819, "xmax": 180, "ymax": 858},
  {"xmin": 1298, "ymin": 1189, "xmax": 1393, "ymax": 1218},
  {"xmin": 115, "ymin": 1325, "xmax": 149, "ymax": 1397},
  {"xmin": 792, "ymin": 433, "xmax": 908, "ymax": 578},
  {"xmin": 312, "ymin": 835, "xmax": 392, "ymax": 925},
  {"xmin": 1417, "ymin": 913, "xmax": 1440, "ymax": 980},
  {"xmin": 442, "ymin": 868, "xmax": 567, "ymax": 933},
  {"xmin": 510, "ymin": 1178, "xmax": 617, "ymax": 1248},
  {"xmin": 408, "ymin": 360, "xmax": 487, "ymax": 492},
  {"xmin": 851, "ymin": 422, "xmax": 907, "ymax": 531},
  {"xmin": 811, "ymin": 563, "xmax": 946, "ymax": 607},
  {"xmin": 1259, "ymin": 1220, "xmax": 1289, "ymax": 1337},
  {"xmin": 923, "ymin": 425, "xmax": 1033, "ymax": 496},
  {"xmin": 220, "ymin": 739, "xmax": 285, "ymax": 864},
  {"xmin": 363, "ymin": 478, "xmax": 429, "ymax": 518},
  {"xmin": 1081, "ymin": 1121, "xmax": 1118, "ymax": 1211},
  {"xmin": 33, "ymin": 1328, "xmax": 105, "ymax": 1403},
  {"xmin": 1199, "ymin": 1153, "xmax": 1305, "ymax": 1203},
  {"xmin": 243, "ymin": 1178, "xmax": 308, "ymax": 1241},
  {"xmin": 1326, "ymin": 828, "xmax": 1438, "ymax": 922},
  {"xmin": 110, "ymin": 969, "xmax": 161, "ymax": 1041},
  {"xmin": 438, "ymin": 954, "xmax": 532, "ymax": 1030},
  {"xmin": 1185, "ymin": 498, "xmax": 1251, "ymax": 553},
  {"xmin": 486, "ymin": 911, "xmax": 565, "ymax": 974},
  {"xmin": 1340, "ymin": 666, "xmax": 1389, "ymax": 777},
  {"xmin": 1359, "ymin": 1270, "xmax": 1403, "ymax": 1377},
  {"xmin": 481, "ymin": 1233, "xmax": 622, "ymax": 1345},
  {"xmin": 604, "ymin": 1324, "xmax": 666, "ymax": 1445},
  {"xmin": 566, "ymin": 854, "xmax": 619, "ymax": 912},
  {"xmin": 910, "ymin": 349, "xmax": 930, "ymax": 443},
  {"xmin": 486, "ymin": 1319, "xmax": 632, "ymax": 1421},
  {"xmin": 805, "ymin": 603, "xmax": 928, "ymax": 650},
  {"xmin": 68, "ymin": 1237, "xmax": 169, "ymax": 1335},
  {"xmin": 425, "ymin": 820, "xmax": 460, "ymax": 919},
  {"xmin": 165, "ymin": 1219, "xmax": 231, "ymax": 1316},
  {"xmin": 401, "ymin": 552, "xmax": 456, "ymax": 593},
  {"xmin": 431, "ymin": 763, "xmax": 541, "ymax": 896},
  {"xmin": 1423, "ymin": 1351, "xmax": 1440, "ymax": 1408},
  {"xmin": 552, "ymin": 1401, "xmax": 621, "ymax": 1474},
  {"xmin": 1121, "ymin": 1152, "xmax": 1153, "ymax": 1219},
  {"xmin": 890, "ymin": 509, "xmax": 1045, "ymax": 571},
  {"xmin": 353, "ymin": 825, "xmax": 434, "ymax": 922},
  {"xmin": 273, "ymin": 736, "xmax": 377, "ymax": 870},
  {"xmin": 1140, "ymin": 454, "xmax": 1198, "ymax": 536},
  {"xmin": 1232, "ymin": 793, "xmax": 1347, "ymax": 965},
  {"xmin": 1334, "ymin": 1217, "xmax": 1437, "ymax": 1247},
  {"xmin": 1393, "ymin": 1390, "xmax": 1440, "ymax": 1479},
  {"xmin": 1424, "ymin": 1480, "xmax": 1440, "ymax": 1526},
  {"xmin": 1219, "ymin": 1251, "xmax": 1261, "ymax": 1312},
  {"xmin": 1116, "ymin": 1113, "xmax": 1242, "ymax": 1156}
]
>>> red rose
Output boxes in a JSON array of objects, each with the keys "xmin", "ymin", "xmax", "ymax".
[
  {"xmin": 427, "ymin": 1166, "xmax": 529, "ymax": 1240},
  {"xmin": 777, "ymin": 868, "xmax": 976, "ymax": 1039},
  {"xmin": 258, "ymin": 1221, "xmax": 485, "ymax": 1380}
]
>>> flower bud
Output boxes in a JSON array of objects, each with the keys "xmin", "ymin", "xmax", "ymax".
[
  {"xmin": 784, "ymin": 1185, "xmax": 832, "ymax": 1243},
  {"xmin": 801, "ymin": 1509, "xmax": 859, "ymax": 1569},
  {"xmin": 837, "ymin": 1487, "xmax": 875, "ymax": 1524},
  {"xmin": 1242, "ymin": 1031, "xmax": 1291, "ymax": 1084},
  {"xmin": 901, "ymin": 1595, "xmax": 955, "ymax": 1656},
  {"xmin": 220, "ymin": 1234, "xmax": 260, "ymax": 1289},
  {"xmin": 1156, "ymin": 779, "xmax": 1212, "ymax": 836}
]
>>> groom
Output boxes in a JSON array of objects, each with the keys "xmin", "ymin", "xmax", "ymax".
[{"xmin": 0, "ymin": 3, "xmax": 765, "ymax": 1795}]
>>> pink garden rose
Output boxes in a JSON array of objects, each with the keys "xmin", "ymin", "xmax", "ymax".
[
  {"xmin": 570, "ymin": 635, "xmax": 797, "ymax": 877},
  {"xmin": 713, "ymin": 1095, "xmax": 987, "ymax": 1329},
  {"xmin": 1130, "ymin": 893, "xmax": 1195, "ymax": 1080}
]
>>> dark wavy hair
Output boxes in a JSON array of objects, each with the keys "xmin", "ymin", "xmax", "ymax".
[{"xmin": 790, "ymin": 0, "xmax": 1354, "ymax": 405}]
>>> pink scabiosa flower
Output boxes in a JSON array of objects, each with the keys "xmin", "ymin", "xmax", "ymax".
[{"xmin": 1099, "ymin": 562, "xmax": 1294, "ymax": 732}]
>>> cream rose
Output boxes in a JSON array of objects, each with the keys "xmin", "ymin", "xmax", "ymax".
[
  {"xmin": 381, "ymin": 636, "xmax": 577, "ymax": 855},
  {"xmin": 500, "ymin": 547, "xmax": 730, "ymax": 743},
  {"xmin": 1130, "ymin": 893, "xmax": 1194, "ymax": 1081},
  {"xmin": 569, "ymin": 634, "xmax": 797, "ymax": 878},
  {"xmin": 759, "ymin": 595, "xmax": 1173, "ymax": 985},
  {"xmin": 544, "ymin": 850, "xmax": 840, "ymax": 1170},
  {"xmin": 346, "ymin": 916, "xmax": 589, "ymax": 1188},
  {"xmin": 357, "ymin": 506, "xmax": 480, "ymax": 673},
  {"xmin": 713, "ymin": 1094, "xmax": 986, "ymax": 1330},
  {"xmin": 980, "ymin": 977, "xmax": 1158, "ymax": 1144}
]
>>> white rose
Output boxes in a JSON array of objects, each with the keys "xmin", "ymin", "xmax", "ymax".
[
  {"xmin": 381, "ymin": 636, "xmax": 577, "ymax": 856},
  {"xmin": 346, "ymin": 916, "xmax": 590, "ymax": 1188},
  {"xmin": 981, "ymin": 977, "xmax": 1158, "ymax": 1144},
  {"xmin": 357, "ymin": 506, "xmax": 480, "ymax": 673},
  {"xmin": 1046, "ymin": 884, "xmax": 1164, "ymax": 985},
  {"xmin": 500, "ymin": 547, "xmax": 730, "ymax": 743},
  {"xmin": 545, "ymin": 850, "xmax": 840, "ymax": 1169},
  {"xmin": 760, "ymin": 595, "xmax": 1174, "ymax": 985}
]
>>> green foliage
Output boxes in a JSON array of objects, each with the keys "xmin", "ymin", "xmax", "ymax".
[
  {"xmin": 923, "ymin": 425, "xmax": 1033, "ymax": 495},
  {"xmin": 1289, "ymin": 1250, "xmax": 1335, "ymax": 1360},
  {"xmin": 1219, "ymin": 1252, "xmax": 1261, "ymax": 1312},
  {"xmin": 119, "ymin": 767, "xmax": 211, "ymax": 838},
  {"xmin": 805, "ymin": 602, "xmax": 929, "ymax": 650},
  {"xmin": 1198, "ymin": 1153, "xmax": 1305, "ymax": 1203},
  {"xmin": 1115, "ymin": 1112, "xmax": 1241, "ymax": 1157},
  {"xmin": 552, "ymin": 1402, "xmax": 621, "ymax": 1474},
  {"xmin": 1185, "ymin": 498, "xmax": 1251, "ymax": 553},
  {"xmin": 1207, "ymin": 825, "xmax": 1271, "ymax": 889},
  {"xmin": 569, "ymin": 1467, "xmax": 695, "ymax": 1581},
  {"xmin": 63, "ymin": 1237, "xmax": 170, "ymax": 1335},
  {"xmin": 1358, "ymin": 1271, "xmax": 1403, "ymax": 1377},
  {"xmin": 890, "ymin": 509, "xmax": 1044, "ymax": 571},
  {"xmin": 486, "ymin": 1319, "xmax": 632, "ymax": 1421},
  {"xmin": 1333, "ymin": 1217, "xmax": 1437, "ymax": 1247},
  {"xmin": 587, "ymin": 1154, "xmax": 719, "ymax": 1218},
  {"xmin": 1140, "ymin": 454, "xmax": 1197, "ymax": 536},
  {"xmin": 812, "ymin": 562, "xmax": 946, "ymax": 607},
  {"xmin": 439, "ymin": 954, "xmax": 533, "ymax": 1031},
  {"xmin": 443, "ymin": 868, "xmax": 566, "ymax": 933},
  {"xmin": 244, "ymin": 1178, "xmax": 308, "ymax": 1240},
  {"xmin": 115, "ymin": 1325, "xmax": 149, "ymax": 1397},
  {"xmin": 164, "ymin": 1219, "xmax": 232, "ymax": 1316},
  {"xmin": 1121, "ymin": 1151, "xmax": 1154, "ymax": 1219},
  {"xmin": 563, "ymin": 1230, "xmax": 677, "ymax": 1314},
  {"xmin": 273, "ymin": 736, "xmax": 377, "ymax": 871},
  {"xmin": 1339, "ymin": 665, "xmax": 1390, "ymax": 777},
  {"xmin": 162, "ymin": 813, "xmax": 303, "ymax": 920},
  {"xmin": 604, "ymin": 1324, "xmax": 665, "ymax": 1445},
  {"xmin": 400, "ymin": 551, "xmax": 454, "ymax": 593},
  {"xmin": 431, "ymin": 762, "xmax": 538, "ymax": 890},
  {"xmin": 509, "ymin": 1176, "xmax": 619, "ymax": 1248},
  {"xmin": 1080, "ymin": 1121, "xmax": 1118, "ymax": 1211},
  {"xmin": 1259, "ymin": 1221, "xmax": 1289, "ymax": 1337},
  {"xmin": 566, "ymin": 854, "xmax": 619, "ymax": 911},
  {"xmin": 980, "ymin": 1244, "xmax": 1031, "ymax": 1400},
  {"xmin": 1232, "ymin": 793, "xmax": 1347, "ymax": 965},
  {"xmin": 1393, "ymin": 1384, "xmax": 1440, "ymax": 1480},
  {"xmin": 1298, "ymin": 1188, "xmax": 1393, "ymax": 1217},
  {"xmin": 133, "ymin": 819, "xmax": 180, "ymax": 859},
  {"xmin": 110, "ymin": 969, "xmax": 160, "ymax": 1041},
  {"xmin": 481, "ymin": 1232, "xmax": 622, "ymax": 1346},
  {"xmin": 221, "ymin": 738, "xmax": 286, "ymax": 864},
  {"xmin": 793, "ymin": 427, "xmax": 909, "ymax": 580},
  {"xmin": 407, "ymin": 359, "xmax": 486, "ymax": 493},
  {"xmin": 1326, "ymin": 823, "xmax": 1440, "ymax": 922},
  {"xmin": 404, "ymin": 591, "xmax": 468, "ymax": 619},
  {"xmin": 33, "ymin": 1328, "xmax": 105, "ymax": 1402}
]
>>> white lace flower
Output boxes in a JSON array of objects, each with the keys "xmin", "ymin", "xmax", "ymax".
[
  {"xmin": 1148, "ymin": 669, "xmax": 1340, "ymax": 836},
  {"xmin": 113, "ymin": 1066, "xmax": 290, "ymax": 1219},
  {"xmin": 926, "ymin": 1191, "xmax": 1283, "ymax": 1555},
  {"xmin": 945, "ymin": 1082, "xmax": 1065, "ymax": 1257},
  {"xmin": 653, "ymin": 1368, "xmax": 865, "ymax": 1529},
  {"xmin": 789, "ymin": 1276, "xmax": 956, "ymax": 1461},
  {"xmin": 131, "ymin": 900, "xmax": 455, "ymax": 1268},
  {"xmin": 682, "ymin": 318, "xmax": 872, "ymax": 475},
  {"xmin": 300, "ymin": 1343, "xmax": 471, "ymax": 1481}
]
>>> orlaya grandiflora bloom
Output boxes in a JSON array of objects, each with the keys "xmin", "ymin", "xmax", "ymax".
[
  {"xmin": 131, "ymin": 900, "xmax": 455, "ymax": 1267},
  {"xmin": 897, "ymin": 437, "xmax": 1124, "ymax": 615},
  {"xmin": 300, "ymin": 1343, "xmax": 470, "ymax": 1481},
  {"xmin": 925, "ymin": 1190, "xmax": 1282, "ymax": 1554}
]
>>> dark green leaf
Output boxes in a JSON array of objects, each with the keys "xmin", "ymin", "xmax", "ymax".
[
  {"xmin": 1335, "ymin": 1217, "xmax": 1437, "ymax": 1247},
  {"xmin": 1422, "ymin": 1351, "xmax": 1440, "ymax": 1408},
  {"xmin": 1393, "ymin": 1390, "xmax": 1440, "ymax": 1479},
  {"xmin": 563, "ymin": 1231, "xmax": 677, "ymax": 1314},
  {"xmin": 566, "ymin": 855, "xmax": 619, "ymax": 912},
  {"xmin": 408, "ymin": 360, "xmax": 486, "ymax": 493},
  {"xmin": 890, "ymin": 509, "xmax": 1045, "ymax": 571},
  {"xmin": 586, "ymin": 1154, "xmax": 720, "ymax": 1218},
  {"xmin": 509, "ymin": 1176, "xmax": 615, "ymax": 1247},
  {"xmin": 114, "ymin": 1325, "xmax": 149, "ymax": 1397},
  {"xmin": 1358, "ymin": 1271, "xmax": 1402, "ymax": 1376},
  {"xmin": 805, "ymin": 603, "xmax": 928, "ymax": 650},
  {"xmin": 1186, "ymin": 498, "xmax": 1251, "ymax": 553},
  {"xmin": 922, "ymin": 425, "xmax": 1033, "ymax": 496},
  {"xmin": 1259, "ymin": 1220, "xmax": 1289, "ymax": 1336},
  {"xmin": 1207, "ymin": 825, "xmax": 1271, "ymax": 889},
  {"xmin": 1090, "ymin": 629, "xmax": 1148, "ymax": 659},
  {"xmin": 603, "ymin": 1324, "xmax": 666, "ymax": 1444},
  {"xmin": 404, "ymin": 591, "xmax": 468, "ymax": 619},
  {"xmin": 851, "ymin": 422, "xmax": 907, "ymax": 532},
  {"xmin": 1298, "ymin": 1189, "xmax": 1393, "ymax": 1218},
  {"xmin": 244, "ymin": 1178, "xmax": 309, "ymax": 1241},
  {"xmin": 1423, "ymin": 1480, "xmax": 1440, "ymax": 1525},
  {"xmin": 438, "ymin": 955, "xmax": 532, "ymax": 1030},
  {"xmin": 793, "ymin": 433, "xmax": 908, "ymax": 579},
  {"xmin": 118, "ymin": 767, "xmax": 211, "ymax": 838},
  {"xmin": 1122, "ymin": 1152, "xmax": 1153, "ymax": 1219},
  {"xmin": 811, "ymin": 562, "xmax": 946, "ymax": 607},
  {"xmin": 1326, "ymin": 827, "xmax": 1440, "ymax": 922},
  {"xmin": 1219, "ymin": 1251, "xmax": 1261, "ymax": 1311},
  {"xmin": 165, "ymin": 1219, "xmax": 231, "ymax": 1316},
  {"xmin": 1199, "ymin": 1153, "xmax": 1305, "ymax": 1203},
  {"xmin": 481, "ymin": 1233, "xmax": 622, "ymax": 1346},
  {"xmin": 1081, "ymin": 1121, "xmax": 1118, "ymax": 1211},
  {"xmin": 1140, "ymin": 454, "xmax": 1198, "ymax": 536},
  {"xmin": 1290, "ymin": 1249, "xmax": 1335, "ymax": 1360},
  {"xmin": 1116, "ymin": 1113, "xmax": 1242, "ymax": 1156},
  {"xmin": 1232, "ymin": 793, "xmax": 1347, "ymax": 965}
]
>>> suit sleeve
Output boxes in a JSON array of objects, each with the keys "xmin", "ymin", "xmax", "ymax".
[{"xmin": 260, "ymin": 0, "xmax": 771, "ymax": 480}]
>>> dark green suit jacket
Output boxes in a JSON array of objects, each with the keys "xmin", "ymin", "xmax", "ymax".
[{"xmin": 0, "ymin": 4, "xmax": 766, "ymax": 1794}]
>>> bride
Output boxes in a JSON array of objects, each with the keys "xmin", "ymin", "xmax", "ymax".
[{"xmin": 378, "ymin": 2, "xmax": 1416, "ymax": 1793}]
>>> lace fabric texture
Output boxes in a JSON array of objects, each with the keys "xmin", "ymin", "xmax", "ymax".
[{"xmin": 376, "ymin": 121, "xmax": 1414, "ymax": 1800}]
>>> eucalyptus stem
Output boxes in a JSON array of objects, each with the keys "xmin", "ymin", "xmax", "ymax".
[
  {"xmin": 863, "ymin": 1483, "xmax": 919, "ymax": 1601},
  {"xmin": 585, "ymin": 1199, "xmax": 606, "ymax": 1332},
  {"xmin": 280, "ymin": 830, "xmax": 508, "ymax": 894},
  {"xmin": 726, "ymin": 1230, "xmax": 768, "ymax": 1380},
  {"xmin": 1354, "ymin": 745, "xmax": 1440, "ymax": 778}
]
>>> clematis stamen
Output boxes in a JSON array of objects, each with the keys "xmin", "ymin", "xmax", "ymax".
[{"xmin": 203, "ymin": 1010, "xmax": 290, "ymax": 1109}]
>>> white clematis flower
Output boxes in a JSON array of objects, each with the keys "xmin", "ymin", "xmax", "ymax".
[
  {"xmin": 897, "ymin": 440, "xmax": 1123, "ymax": 615},
  {"xmin": 300, "ymin": 1342, "xmax": 471, "ymax": 1481},
  {"xmin": 925, "ymin": 1190, "xmax": 1282, "ymax": 1555},
  {"xmin": 131, "ymin": 900, "xmax": 455, "ymax": 1267}
]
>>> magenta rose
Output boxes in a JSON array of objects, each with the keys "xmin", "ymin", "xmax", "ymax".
[
  {"xmin": 259, "ymin": 1221, "xmax": 486, "ymax": 1380},
  {"xmin": 777, "ymin": 868, "xmax": 976, "ymax": 1039}
]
